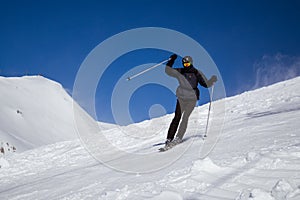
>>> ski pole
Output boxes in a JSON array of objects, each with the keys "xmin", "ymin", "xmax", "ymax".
[
  {"xmin": 126, "ymin": 59, "xmax": 170, "ymax": 81},
  {"xmin": 204, "ymin": 84, "xmax": 215, "ymax": 138}
]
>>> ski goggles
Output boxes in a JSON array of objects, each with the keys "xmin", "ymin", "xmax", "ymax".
[{"xmin": 183, "ymin": 62, "xmax": 191, "ymax": 67}]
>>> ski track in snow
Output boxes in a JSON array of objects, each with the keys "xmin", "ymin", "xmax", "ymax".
[{"xmin": 0, "ymin": 76, "xmax": 300, "ymax": 199}]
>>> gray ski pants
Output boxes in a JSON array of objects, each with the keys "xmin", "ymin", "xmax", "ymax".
[{"xmin": 167, "ymin": 98, "xmax": 197, "ymax": 140}]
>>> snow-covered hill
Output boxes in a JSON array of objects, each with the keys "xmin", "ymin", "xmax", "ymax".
[
  {"xmin": 0, "ymin": 76, "xmax": 300, "ymax": 200},
  {"xmin": 0, "ymin": 76, "xmax": 78, "ymax": 151}
]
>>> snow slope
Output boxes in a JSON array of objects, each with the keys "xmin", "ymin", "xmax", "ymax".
[
  {"xmin": 1, "ymin": 76, "xmax": 300, "ymax": 200},
  {"xmin": 0, "ymin": 76, "xmax": 78, "ymax": 151}
]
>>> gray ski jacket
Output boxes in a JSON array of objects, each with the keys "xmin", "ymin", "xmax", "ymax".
[{"xmin": 165, "ymin": 64, "xmax": 213, "ymax": 101}]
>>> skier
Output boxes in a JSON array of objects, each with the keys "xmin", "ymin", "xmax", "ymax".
[{"xmin": 163, "ymin": 54, "xmax": 217, "ymax": 148}]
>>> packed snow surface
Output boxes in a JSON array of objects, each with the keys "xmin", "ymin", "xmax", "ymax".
[{"xmin": 1, "ymin": 75, "xmax": 300, "ymax": 200}]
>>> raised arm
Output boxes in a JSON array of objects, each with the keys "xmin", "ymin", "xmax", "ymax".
[{"xmin": 165, "ymin": 54, "xmax": 181, "ymax": 77}]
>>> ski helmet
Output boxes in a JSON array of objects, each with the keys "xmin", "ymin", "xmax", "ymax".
[{"xmin": 182, "ymin": 56, "xmax": 193, "ymax": 65}]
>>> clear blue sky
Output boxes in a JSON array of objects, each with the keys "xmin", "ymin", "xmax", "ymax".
[{"xmin": 1, "ymin": 0, "xmax": 300, "ymax": 124}]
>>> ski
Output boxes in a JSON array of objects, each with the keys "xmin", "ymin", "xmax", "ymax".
[
  {"xmin": 159, "ymin": 145, "xmax": 175, "ymax": 152},
  {"xmin": 158, "ymin": 138, "xmax": 182, "ymax": 152},
  {"xmin": 153, "ymin": 142, "xmax": 165, "ymax": 147}
]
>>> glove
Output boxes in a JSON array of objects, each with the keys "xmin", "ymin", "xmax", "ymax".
[
  {"xmin": 210, "ymin": 75, "xmax": 217, "ymax": 83},
  {"xmin": 207, "ymin": 75, "xmax": 217, "ymax": 87},
  {"xmin": 166, "ymin": 54, "xmax": 177, "ymax": 67}
]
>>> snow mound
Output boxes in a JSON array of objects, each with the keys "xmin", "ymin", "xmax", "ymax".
[
  {"xmin": 249, "ymin": 188, "xmax": 275, "ymax": 200},
  {"xmin": 271, "ymin": 179, "xmax": 297, "ymax": 200},
  {"xmin": 192, "ymin": 157, "xmax": 224, "ymax": 173},
  {"xmin": 149, "ymin": 191, "xmax": 183, "ymax": 200},
  {"xmin": 0, "ymin": 157, "xmax": 9, "ymax": 168}
]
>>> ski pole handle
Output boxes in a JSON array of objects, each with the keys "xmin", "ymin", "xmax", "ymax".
[{"xmin": 126, "ymin": 59, "xmax": 170, "ymax": 81}]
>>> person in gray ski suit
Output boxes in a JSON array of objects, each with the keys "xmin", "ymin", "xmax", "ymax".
[{"xmin": 164, "ymin": 54, "xmax": 217, "ymax": 146}]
